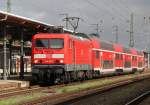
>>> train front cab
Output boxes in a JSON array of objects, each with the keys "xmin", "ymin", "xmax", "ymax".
[{"xmin": 31, "ymin": 34, "xmax": 69, "ymax": 83}]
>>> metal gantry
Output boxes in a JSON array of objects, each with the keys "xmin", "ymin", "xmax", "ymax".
[
  {"xmin": 60, "ymin": 13, "xmax": 69, "ymax": 29},
  {"xmin": 129, "ymin": 13, "xmax": 134, "ymax": 47},
  {"xmin": 67, "ymin": 17, "xmax": 82, "ymax": 34}
]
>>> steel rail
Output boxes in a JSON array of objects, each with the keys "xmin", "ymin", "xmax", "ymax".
[
  {"xmin": 0, "ymin": 85, "xmax": 45, "ymax": 98},
  {"xmin": 20, "ymin": 74, "xmax": 150, "ymax": 105},
  {"xmin": 125, "ymin": 90, "xmax": 150, "ymax": 105}
]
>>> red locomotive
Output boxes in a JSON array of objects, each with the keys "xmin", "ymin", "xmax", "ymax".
[{"xmin": 31, "ymin": 33, "xmax": 145, "ymax": 83}]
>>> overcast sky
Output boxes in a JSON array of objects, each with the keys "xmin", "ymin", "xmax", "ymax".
[{"xmin": 0, "ymin": 0, "xmax": 150, "ymax": 50}]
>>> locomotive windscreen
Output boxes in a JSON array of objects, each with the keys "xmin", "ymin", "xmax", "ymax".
[
  {"xmin": 35, "ymin": 39, "xmax": 49, "ymax": 48},
  {"xmin": 35, "ymin": 38, "xmax": 64, "ymax": 49},
  {"xmin": 49, "ymin": 38, "xmax": 64, "ymax": 49}
]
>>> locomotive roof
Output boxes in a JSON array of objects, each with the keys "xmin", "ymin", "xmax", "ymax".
[
  {"xmin": 75, "ymin": 33, "xmax": 91, "ymax": 39},
  {"xmin": 33, "ymin": 33, "xmax": 90, "ymax": 41}
]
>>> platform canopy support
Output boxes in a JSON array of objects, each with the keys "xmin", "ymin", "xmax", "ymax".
[
  {"xmin": 19, "ymin": 28, "xmax": 24, "ymax": 79},
  {"xmin": 1, "ymin": 22, "xmax": 8, "ymax": 80}
]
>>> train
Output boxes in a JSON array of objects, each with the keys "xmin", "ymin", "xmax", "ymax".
[{"xmin": 31, "ymin": 33, "xmax": 145, "ymax": 83}]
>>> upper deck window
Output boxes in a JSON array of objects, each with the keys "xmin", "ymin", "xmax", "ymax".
[{"xmin": 35, "ymin": 39, "xmax": 48, "ymax": 48}]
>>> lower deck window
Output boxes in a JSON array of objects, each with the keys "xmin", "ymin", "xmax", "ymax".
[
  {"xmin": 124, "ymin": 62, "xmax": 131, "ymax": 68},
  {"xmin": 138, "ymin": 62, "xmax": 142, "ymax": 67},
  {"xmin": 103, "ymin": 60, "xmax": 113, "ymax": 69}
]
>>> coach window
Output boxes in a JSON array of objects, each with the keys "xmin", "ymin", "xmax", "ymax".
[
  {"xmin": 132, "ymin": 56, "xmax": 134, "ymax": 60},
  {"xmin": 132, "ymin": 56, "xmax": 137, "ymax": 61},
  {"xmin": 103, "ymin": 60, "xmax": 113, "ymax": 69},
  {"xmin": 138, "ymin": 62, "xmax": 142, "ymax": 67},
  {"xmin": 120, "ymin": 54, "xmax": 123, "ymax": 59},
  {"xmin": 116, "ymin": 54, "xmax": 119, "ymax": 60},
  {"xmin": 135, "ymin": 56, "xmax": 137, "ymax": 61},
  {"xmin": 96, "ymin": 51, "xmax": 99, "ymax": 59},
  {"xmin": 116, "ymin": 54, "xmax": 122, "ymax": 60},
  {"xmin": 124, "ymin": 61, "xmax": 131, "ymax": 68}
]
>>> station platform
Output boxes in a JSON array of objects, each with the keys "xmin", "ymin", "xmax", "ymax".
[
  {"xmin": 0, "ymin": 80, "xmax": 30, "ymax": 91},
  {"xmin": 0, "ymin": 73, "xmax": 32, "ymax": 91}
]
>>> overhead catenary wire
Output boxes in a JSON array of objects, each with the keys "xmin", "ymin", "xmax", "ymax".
[
  {"xmin": 118, "ymin": 0, "xmax": 134, "ymax": 13},
  {"xmin": 82, "ymin": 0, "xmax": 135, "ymax": 38},
  {"xmin": 82, "ymin": 0, "xmax": 126, "ymax": 22},
  {"xmin": 102, "ymin": 0, "xmax": 129, "ymax": 21}
]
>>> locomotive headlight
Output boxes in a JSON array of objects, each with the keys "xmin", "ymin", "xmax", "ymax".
[
  {"xmin": 60, "ymin": 60, "xmax": 63, "ymax": 63},
  {"xmin": 34, "ymin": 59, "xmax": 38, "ymax": 63}
]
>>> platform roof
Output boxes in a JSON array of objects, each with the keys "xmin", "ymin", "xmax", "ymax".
[
  {"xmin": 0, "ymin": 11, "xmax": 54, "ymax": 29},
  {"xmin": 0, "ymin": 11, "xmax": 73, "ymax": 41}
]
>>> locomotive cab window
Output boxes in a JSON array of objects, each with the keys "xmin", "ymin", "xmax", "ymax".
[
  {"xmin": 35, "ymin": 39, "xmax": 49, "ymax": 48},
  {"xmin": 49, "ymin": 38, "xmax": 64, "ymax": 49}
]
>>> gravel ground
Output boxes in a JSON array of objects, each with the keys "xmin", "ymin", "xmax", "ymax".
[{"xmin": 56, "ymin": 78, "xmax": 150, "ymax": 105}]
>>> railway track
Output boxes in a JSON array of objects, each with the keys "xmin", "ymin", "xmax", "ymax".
[
  {"xmin": 0, "ymin": 76, "xmax": 119, "ymax": 99},
  {"xmin": 0, "ymin": 85, "xmax": 45, "ymax": 98},
  {"xmin": 20, "ymin": 72, "xmax": 150, "ymax": 105},
  {"xmin": 125, "ymin": 90, "xmax": 150, "ymax": 105},
  {"xmin": 0, "ymin": 82, "xmax": 69, "ymax": 99},
  {"xmin": 0, "ymin": 72, "xmax": 149, "ymax": 105}
]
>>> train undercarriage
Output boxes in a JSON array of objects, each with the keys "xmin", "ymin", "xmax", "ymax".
[
  {"xmin": 32, "ymin": 64, "xmax": 93, "ymax": 84},
  {"xmin": 32, "ymin": 64, "xmax": 144, "ymax": 84}
]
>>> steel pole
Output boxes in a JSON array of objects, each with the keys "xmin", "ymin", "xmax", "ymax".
[
  {"xmin": 3, "ymin": 24, "xmax": 7, "ymax": 80},
  {"xmin": 19, "ymin": 29, "xmax": 24, "ymax": 79},
  {"xmin": 9, "ymin": 40, "xmax": 12, "ymax": 74}
]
